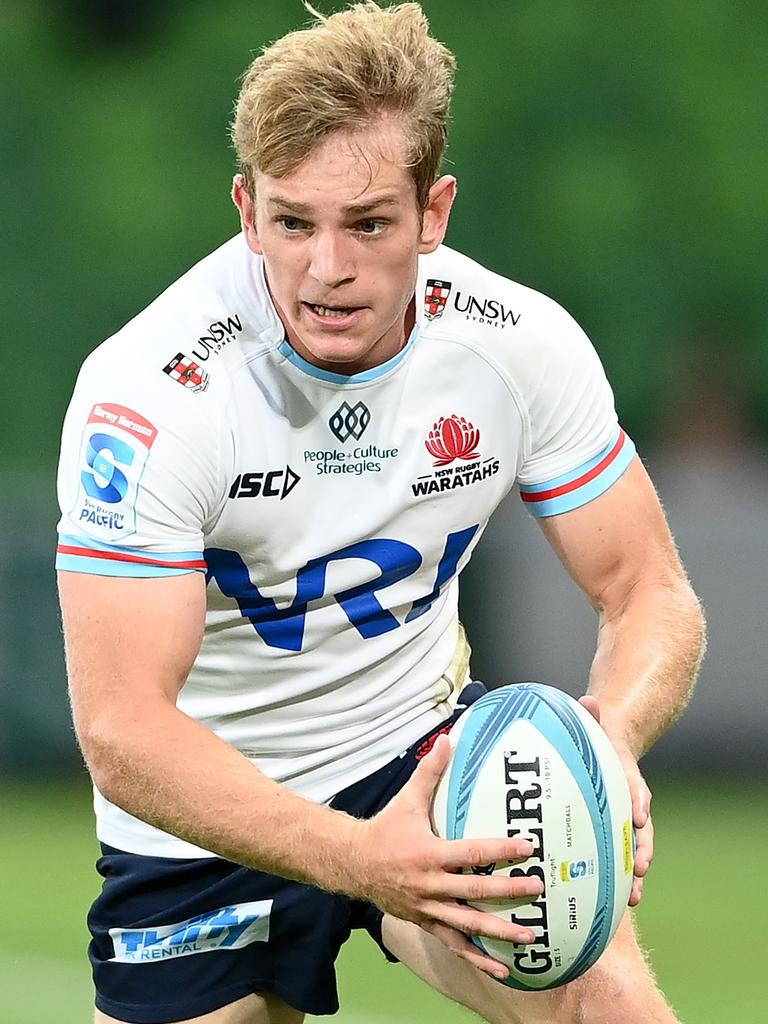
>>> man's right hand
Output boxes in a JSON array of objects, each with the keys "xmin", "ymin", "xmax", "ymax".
[{"xmin": 355, "ymin": 734, "xmax": 541, "ymax": 979}]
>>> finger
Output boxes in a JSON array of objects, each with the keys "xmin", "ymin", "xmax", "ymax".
[
  {"xmin": 633, "ymin": 817, "xmax": 654, "ymax": 878},
  {"xmin": 421, "ymin": 920, "xmax": 511, "ymax": 980},
  {"xmin": 399, "ymin": 732, "xmax": 452, "ymax": 802},
  {"xmin": 629, "ymin": 875, "xmax": 644, "ymax": 907},
  {"xmin": 578, "ymin": 694, "xmax": 600, "ymax": 723},
  {"xmin": 620, "ymin": 758, "xmax": 651, "ymax": 827},
  {"xmin": 441, "ymin": 836, "xmax": 535, "ymax": 870},
  {"xmin": 425, "ymin": 899, "xmax": 538, "ymax": 945},
  {"xmin": 436, "ymin": 870, "xmax": 544, "ymax": 903},
  {"xmin": 630, "ymin": 778, "xmax": 651, "ymax": 829}
]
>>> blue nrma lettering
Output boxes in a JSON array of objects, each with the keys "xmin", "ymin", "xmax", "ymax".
[
  {"xmin": 405, "ymin": 525, "xmax": 478, "ymax": 622},
  {"xmin": 206, "ymin": 539, "xmax": 421, "ymax": 651},
  {"xmin": 205, "ymin": 528, "xmax": 478, "ymax": 651}
]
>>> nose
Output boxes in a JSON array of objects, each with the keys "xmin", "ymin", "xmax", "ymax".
[{"xmin": 308, "ymin": 230, "xmax": 356, "ymax": 290}]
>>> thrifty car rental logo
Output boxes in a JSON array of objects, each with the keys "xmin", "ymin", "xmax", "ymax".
[{"xmin": 109, "ymin": 900, "xmax": 272, "ymax": 962}]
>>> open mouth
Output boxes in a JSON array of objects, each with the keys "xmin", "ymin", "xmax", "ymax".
[{"xmin": 303, "ymin": 301, "xmax": 363, "ymax": 321}]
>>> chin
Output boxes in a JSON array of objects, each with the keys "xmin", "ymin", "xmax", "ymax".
[{"xmin": 306, "ymin": 339, "xmax": 372, "ymax": 367}]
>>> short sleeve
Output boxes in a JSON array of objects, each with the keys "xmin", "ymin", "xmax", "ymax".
[
  {"xmin": 56, "ymin": 344, "xmax": 229, "ymax": 577},
  {"xmin": 515, "ymin": 304, "xmax": 636, "ymax": 518}
]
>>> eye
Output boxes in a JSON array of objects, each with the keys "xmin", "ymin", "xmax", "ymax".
[
  {"xmin": 357, "ymin": 219, "xmax": 386, "ymax": 235},
  {"xmin": 275, "ymin": 215, "xmax": 307, "ymax": 232}
]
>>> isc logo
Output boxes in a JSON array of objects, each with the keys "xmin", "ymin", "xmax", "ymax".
[{"xmin": 228, "ymin": 467, "xmax": 300, "ymax": 501}]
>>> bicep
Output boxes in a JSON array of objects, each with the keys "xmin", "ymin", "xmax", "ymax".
[
  {"xmin": 58, "ymin": 570, "xmax": 206, "ymax": 743},
  {"xmin": 536, "ymin": 457, "xmax": 685, "ymax": 612}
]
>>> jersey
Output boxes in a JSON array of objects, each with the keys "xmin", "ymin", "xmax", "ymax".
[{"xmin": 56, "ymin": 235, "xmax": 636, "ymax": 858}]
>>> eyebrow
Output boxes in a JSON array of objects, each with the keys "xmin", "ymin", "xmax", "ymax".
[{"xmin": 266, "ymin": 194, "xmax": 401, "ymax": 216}]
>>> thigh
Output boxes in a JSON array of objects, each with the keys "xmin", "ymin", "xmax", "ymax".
[
  {"xmin": 89, "ymin": 846, "xmax": 351, "ymax": 1021},
  {"xmin": 382, "ymin": 911, "xmax": 679, "ymax": 1024},
  {"xmin": 95, "ymin": 992, "xmax": 304, "ymax": 1024}
]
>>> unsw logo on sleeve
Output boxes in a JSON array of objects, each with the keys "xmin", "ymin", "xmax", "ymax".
[
  {"xmin": 109, "ymin": 900, "xmax": 272, "ymax": 963},
  {"xmin": 69, "ymin": 403, "xmax": 157, "ymax": 543}
]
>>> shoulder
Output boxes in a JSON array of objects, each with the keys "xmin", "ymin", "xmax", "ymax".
[
  {"xmin": 80, "ymin": 233, "xmax": 282, "ymax": 402},
  {"xmin": 416, "ymin": 245, "xmax": 607, "ymax": 416},
  {"xmin": 417, "ymin": 244, "xmax": 592, "ymax": 362}
]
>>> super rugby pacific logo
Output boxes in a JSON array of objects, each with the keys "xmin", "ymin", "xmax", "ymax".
[{"xmin": 71, "ymin": 403, "xmax": 158, "ymax": 542}]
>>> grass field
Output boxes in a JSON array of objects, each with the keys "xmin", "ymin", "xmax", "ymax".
[{"xmin": 2, "ymin": 775, "xmax": 765, "ymax": 1024}]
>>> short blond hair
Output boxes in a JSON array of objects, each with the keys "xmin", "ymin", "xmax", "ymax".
[{"xmin": 231, "ymin": 2, "xmax": 456, "ymax": 208}]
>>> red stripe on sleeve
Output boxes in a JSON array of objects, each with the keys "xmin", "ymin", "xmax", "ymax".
[
  {"xmin": 56, "ymin": 544, "xmax": 206, "ymax": 570},
  {"xmin": 521, "ymin": 431, "xmax": 627, "ymax": 504}
]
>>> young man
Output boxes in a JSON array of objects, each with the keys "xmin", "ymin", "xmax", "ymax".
[{"xmin": 56, "ymin": 3, "xmax": 704, "ymax": 1022}]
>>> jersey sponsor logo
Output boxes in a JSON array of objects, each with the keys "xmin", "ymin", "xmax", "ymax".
[
  {"xmin": 315, "ymin": 402, "xmax": 398, "ymax": 476},
  {"xmin": 424, "ymin": 279, "xmax": 452, "ymax": 320},
  {"xmin": 71, "ymin": 403, "xmax": 157, "ymax": 542},
  {"xmin": 109, "ymin": 899, "xmax": 272, "ymax": 963},
  {"xmin": 163, "ymin": 353, "xmax": 210, "ymax": 393},
  {"xmin": 229, "ymin": 466, "xmax": 301, "ymax": 501},
  {"xmin": 426, "ymin": 414, "xmax": 480, "ymax": 466},
  {"xmin": 329, "ymin": 400, "xmax": 371, "ymax": 442},
  {"xmin": 189, "ymin": 313, "xmax": 242, "ymax": 361},
  {"xmin": 206, "ymin": 526, "xmax": 478, "ymax": 651},
  {"xmin": 303, "ymin": 444, "xmax": 399, "ymax": 477},
  {"xmin": 453, "ymin": 290, "xmax": 521, "ymax": 329}
]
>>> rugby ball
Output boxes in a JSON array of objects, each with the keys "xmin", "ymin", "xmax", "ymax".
[{"xmin": 431, "ymin": 683, "xmax": 633, "ymax": 990}]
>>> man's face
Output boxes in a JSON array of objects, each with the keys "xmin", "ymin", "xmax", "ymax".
[{"xmin": 234, "ymin": 120, "xmax": 455, "ymax": 374}]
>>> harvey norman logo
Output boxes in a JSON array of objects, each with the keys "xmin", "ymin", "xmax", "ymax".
[{"xmin": 109, "ymin": 900, "xmax": 272, "ymax": 962}]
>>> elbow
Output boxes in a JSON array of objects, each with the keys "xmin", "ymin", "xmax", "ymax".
[
  {"xmin": 73, "ymin": 713, "xmax": 132, "ymax": 805},
  {"xmin": 677, "ymin": 577, "xmax": 707, "ymax": 682}
]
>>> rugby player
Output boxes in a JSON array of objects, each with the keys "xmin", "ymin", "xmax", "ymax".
[{"xmin": 56, "ymin": 3, "xmax": 705, "ymax": 1022}]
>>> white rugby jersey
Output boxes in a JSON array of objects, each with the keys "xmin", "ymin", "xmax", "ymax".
[{"xmin": 56, "ymin": 235, "xmax": 635, "ymax": 858}]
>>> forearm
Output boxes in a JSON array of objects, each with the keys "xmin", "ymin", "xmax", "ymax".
[
  {"xmin": 79, "ymin": 696, "xmax": 367, "ymax": 895},
  {"xmin": 588, "ymin": 574, "xmax": 706, "ymax": 757}
]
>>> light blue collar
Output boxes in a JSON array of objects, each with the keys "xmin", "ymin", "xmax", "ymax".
[{"xmin": 277, "ymin": 325, "xmax": 419, "ymax": 385}]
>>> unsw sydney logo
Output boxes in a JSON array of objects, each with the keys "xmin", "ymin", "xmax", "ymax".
[
  {"xmin": 411, "ymin": 414, "xmax": 500, "ymax": 497},
  {"xmin": 423, "ymin": 279, "xmax": 521, "ymax": 329}
]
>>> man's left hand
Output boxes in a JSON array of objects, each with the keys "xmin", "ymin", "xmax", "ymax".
[{"xmin": 579, "ymin": 695, "xmax": 653, "ymax": 906}]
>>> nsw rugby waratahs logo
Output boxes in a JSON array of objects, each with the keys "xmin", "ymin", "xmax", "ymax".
[{"xmin": 425, "ymin": 414, "xmax": 481, "ymax": 466}]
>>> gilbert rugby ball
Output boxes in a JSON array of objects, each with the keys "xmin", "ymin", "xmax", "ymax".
[{"xmin": 431, "ymin": 683, "xmax": 634, "ymax": 990}]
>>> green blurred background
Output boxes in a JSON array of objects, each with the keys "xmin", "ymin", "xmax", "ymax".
[{"xmin": 1, "ymin": 1, "xmax": 766, "ymax": 1021}]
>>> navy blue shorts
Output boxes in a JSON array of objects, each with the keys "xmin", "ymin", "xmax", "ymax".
[{"xmin": 88, "ymin": 683, "xmax": 487, "ymax": 1022}]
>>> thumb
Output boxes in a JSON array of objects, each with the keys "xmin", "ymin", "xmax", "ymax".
[
  {"xmin": 400, "ymin": 731, "xmax": 453, "ymax": 805},
  {"xmin": 578, "ymin": 694, "xmax": 601, "ymax": 724}
]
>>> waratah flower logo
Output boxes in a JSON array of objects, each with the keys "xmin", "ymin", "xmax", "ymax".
[{"xmin": 425, "ymin": 414, "xmax": 481, "ymax": 466}]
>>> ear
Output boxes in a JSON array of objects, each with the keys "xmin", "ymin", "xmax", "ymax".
[
  {"xmin": 232, "ymin": 173, "xmax": 263, "ymax": 255},
  {"xmin": 418, "ymin": 175, "xmax": 457, "ymax": 254}
]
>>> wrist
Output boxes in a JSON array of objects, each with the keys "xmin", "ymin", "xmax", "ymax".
[{"xmin": 296, "ymin": 805, "xmax": 373, "ymax": 899}]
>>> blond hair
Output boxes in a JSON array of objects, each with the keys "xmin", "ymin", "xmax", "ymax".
[{"xmin": 231, "ymin": 2, "xmax": 456, "ymax": 208}]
